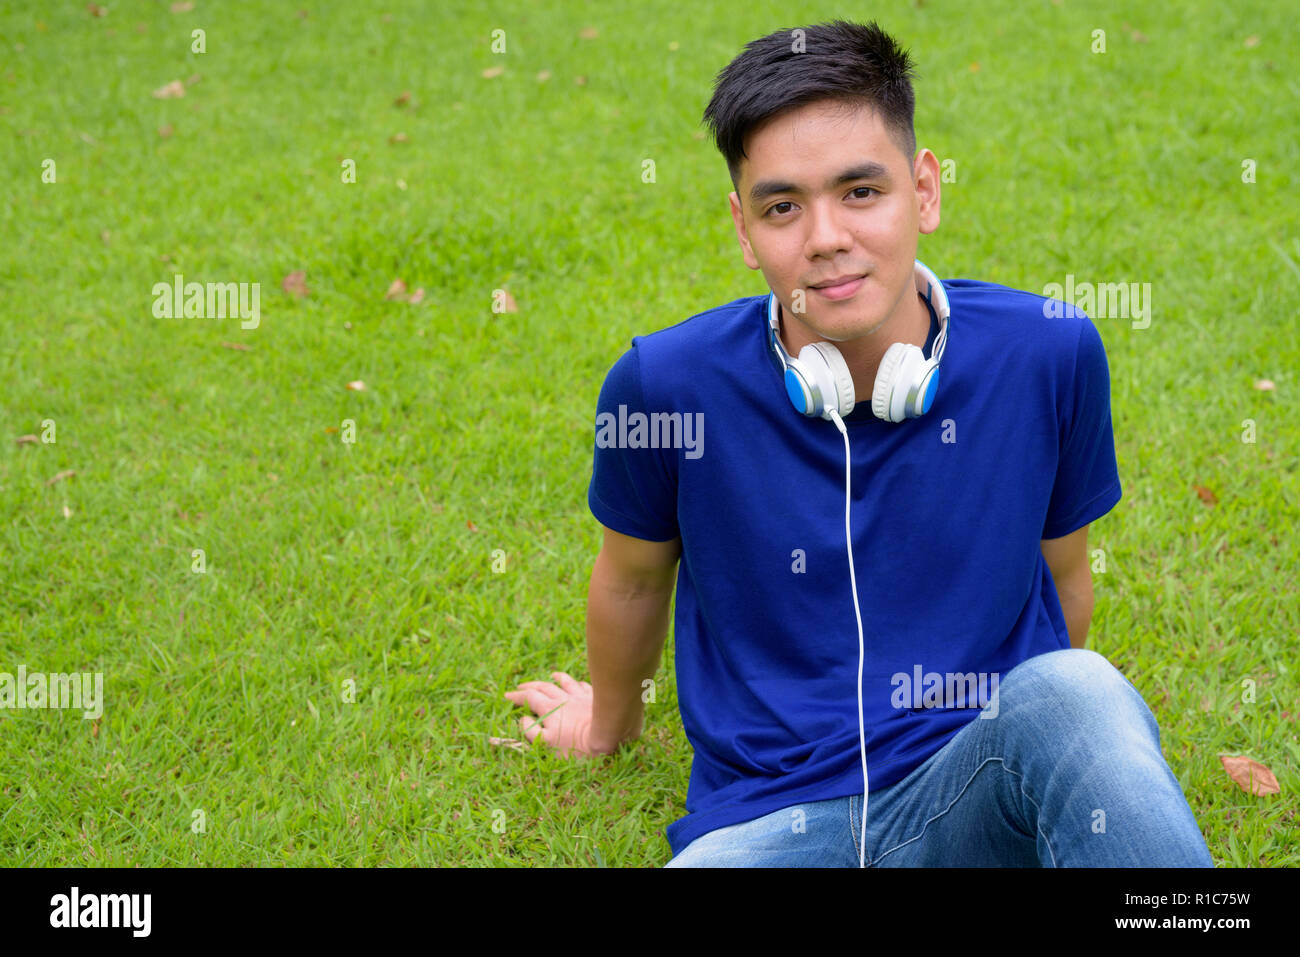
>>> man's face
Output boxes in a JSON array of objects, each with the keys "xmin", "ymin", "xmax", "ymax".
[{"xmin": 728, "ymin": 99, "xmax": 940, "ymax": 343}]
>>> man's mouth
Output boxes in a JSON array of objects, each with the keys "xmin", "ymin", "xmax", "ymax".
[{"xmin": 809, "ymin": 273, "xmax": 867, "ymax": 300}]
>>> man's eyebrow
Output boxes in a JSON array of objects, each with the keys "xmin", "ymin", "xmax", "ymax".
[{"xmin": 749, "ymin": 161, "xmax": 891, "ymax": 206}]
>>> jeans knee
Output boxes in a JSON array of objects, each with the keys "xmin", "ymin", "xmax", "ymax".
[{"xmin": 1006, "ymin": 649, "xmax": 1160, "ymax": 744}]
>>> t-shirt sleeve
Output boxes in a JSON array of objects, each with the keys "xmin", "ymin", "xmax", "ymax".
[
  {"xmin": 1041, "ymin": 315, "xmax": 1123, "ymax": 539},
  {"xmin": 587, "ymin": 344, "xmax": 681, "ymax": 542}
]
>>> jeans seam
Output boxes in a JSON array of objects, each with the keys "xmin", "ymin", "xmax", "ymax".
[{"xmin": 870, "ymin": 756, "xmax": 1056, "ymax": 867}]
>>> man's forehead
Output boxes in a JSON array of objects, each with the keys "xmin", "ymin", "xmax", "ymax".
[{"xmin": 737, "ymin": 101, "xmax": 905, "ymax": 193}]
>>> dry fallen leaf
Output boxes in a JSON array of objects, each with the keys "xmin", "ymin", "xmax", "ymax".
[
  {"xmin": 152, "ymin": 79, "xmax": 185, "ymax": 99},
  {"xmin": 408, "ymin": 287, "xmax": 425, "ymax": 305},
  {"xmin": 394, "ymin": 90, "xmax": 411, "ymax": 107},
  {"xmin": 15, "ymin": 435, "xmax": 38, "ymax": 445},
  {"xmin": 385, "ymin": 278, "xmax": 408, "ymax": 300},
  {"xmin": 466, "ymin": 520, "xmax": 479, "ymax": 532},
  {"xmin": 219, "ymin": 341, "xmax": 250, "ymax": 351},
  {"xmin": 281, "ymin": 270, "xmax": 309, "ymax": 297},
  {"xmin": 324, "ymin": 426, "xmax": 338, "ymax": 434},
  {"xmin": 1194, "ymin": 484, "xmax": 1218, "ymax": 506},
  {"xmin": 345, "ymin": 380, "xmax": 366, "ymax": 391},
  {"xmin": 1219, "ymin": 755, "xmax": 1280, "ymax": 796},
  {"xmin": 1253, "ymin": 379, "xmax": 1275, "ymax": 391},
  {"xmin": 46, "ymin": 469, "xmax": 76, "ymax": 486},
  {"xmin": 481, "ymin": 66, "xmax": 504, "ymax": 79}
]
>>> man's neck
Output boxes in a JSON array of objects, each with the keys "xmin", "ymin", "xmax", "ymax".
[{"xmin": 780, "ymin": 288, "xmax": 932, "ymax": 402}]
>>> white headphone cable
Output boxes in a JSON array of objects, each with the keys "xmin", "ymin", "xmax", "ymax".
[{"xmin": 826, "ymin": 408, "xmax": 868, "ymax": 868}]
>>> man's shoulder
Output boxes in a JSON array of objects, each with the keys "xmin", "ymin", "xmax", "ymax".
[
  {"xmin": 631, "ymin": 294, "xmax": 766, "ymax": 352},
  {"xmin": 943, "ymin": 277, "xmax": 1099, "ymax": 355}
]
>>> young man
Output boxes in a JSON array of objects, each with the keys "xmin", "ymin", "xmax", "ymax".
[{"xmin": 503, "ymin": 20, "xmax": 1213, "ymax": 867}]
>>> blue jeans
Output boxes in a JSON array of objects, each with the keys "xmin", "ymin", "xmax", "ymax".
[{"xmin": 665, "ymin": 648, "xmax": 1214, "ymax": 867}]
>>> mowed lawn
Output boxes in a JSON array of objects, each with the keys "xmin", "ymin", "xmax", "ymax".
[{"xmin": 1, "ymin": 0, "xmax": 1296, "ymax": 866}]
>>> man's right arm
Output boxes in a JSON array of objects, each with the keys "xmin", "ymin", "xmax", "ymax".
[{"xmin": 586, "ymin": 525, "xmax": 681, "ymax": 754}]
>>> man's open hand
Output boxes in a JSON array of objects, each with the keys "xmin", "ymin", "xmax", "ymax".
[{"xmin": 501, "ymin": 671, "xmax": 605, "ymax": 759}]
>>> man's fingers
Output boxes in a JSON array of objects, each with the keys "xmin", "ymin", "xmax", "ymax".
[
  {"xmin": 504, "ymin": 684, "xmax": 562, "ymax": 715},
  {"xmin": 519, "ymin": 714, "xmax": 545, "ymax": 743},
  {"xmin": 551, "ymin": 672, "xmax": 584, "ymax": 695},
  {"xmin": 511, "ymin": 681, "xmax": 563, "ymax": 702}
]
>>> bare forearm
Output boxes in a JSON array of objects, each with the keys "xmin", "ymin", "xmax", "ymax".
[
  {"xmin": 1056, "ymin": 573, "xmax": 1095, "ymax": 649},
  {"xmin": 585, "ymin": 562, "xmax": 673, "ymax": 753}
]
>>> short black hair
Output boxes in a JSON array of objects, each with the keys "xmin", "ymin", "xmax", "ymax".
[{"xmin": 701, "ymin": 20, "xmax": 918, "ymax": 192}]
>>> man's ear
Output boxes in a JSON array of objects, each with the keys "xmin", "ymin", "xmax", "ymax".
[
  {"xmin": 728, "ymin": 191, "xmax": 761, "ymax": 270},
  {"xmin": 912, "ymin": 149, "xmax": 942, "ymax": 236}
]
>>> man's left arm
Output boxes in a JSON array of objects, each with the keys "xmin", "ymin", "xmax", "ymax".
[{"xmin": 1040, "ymin": 525, "xmax": 1094, "ymax": 649}]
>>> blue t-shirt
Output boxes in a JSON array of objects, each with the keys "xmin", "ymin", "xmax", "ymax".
[{"xmin": 587, "ymin": 278, "xmax": 1122, "ymax": 856}]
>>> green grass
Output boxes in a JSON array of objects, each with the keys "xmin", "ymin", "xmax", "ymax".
[{"xmin": 1, "ymin": 0, "xmax": 1296, "ymax": 866}]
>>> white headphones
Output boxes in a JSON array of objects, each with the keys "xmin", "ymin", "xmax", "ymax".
[{"xmin": 767, "ymin": 260, "xmax": 950, "ymax": 422}]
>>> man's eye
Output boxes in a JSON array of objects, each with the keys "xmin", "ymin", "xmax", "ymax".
[{"xmin": 764, "ymin": 188, "xmax": 877, "ymax": 218}]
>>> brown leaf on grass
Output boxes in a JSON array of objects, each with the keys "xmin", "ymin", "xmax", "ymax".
[
  {"xmin": 15, "ymin": 435, "xmax": 38, "ymax": 445},
  {"xmin": 466, "ymin": 520, "xmax": 479, "ymax": 532},
  {"xmin": 1194, "ymin": 484, "xmax": 1218, "ymax": 506},
  {"xmin": 324, "ymin": 426, "xmax": 338, "ymax": 434},
  {"xmin": 281, "ymin": 270, "xmax": 309, "ymax": 297},
  {"xmin": 394, "ymin": 90, "xmax": 411, "ymax": 107},
  {"xmin": 158, "ymin": 123, "xmax": 173, "ymax": 138},
  {"xmin": 219, "ymin": 341, "xmax": 250, "ymax": 351},
  {"xmin": 170, "ymin": 1, "xmax": 194, "ymax": 11},
  {"xmin": 408, "ymin": 287, "xmax": 425, "ymax": 305},
  {"xmin": 481, "ymin": 66, "xmax": 504, "ymax": 79},
  {"xmin": 1219, "ymin": 755, "xmax": 1280, "ymax": 796},
  {"xmin": 152, "ymin": 79, "xmax": 185, "ymax": 99},
  {"xmin": 345, "ymin": 380, "xmax": 365, "ymax": 391},
  {"xmin": 46, "ymin": 469, "xmax": 76, "ymax": 486},
  {"xmin": 385, "ymin": 278, "xmax": 408, "ymax": 300},
  {"xmin": 1253, "ymin": 379, "xmax": 1275, "ymax": 391}
]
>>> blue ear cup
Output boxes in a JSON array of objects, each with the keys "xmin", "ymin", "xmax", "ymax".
[
  {"xmin": 784, "ymin": 341, "xmax": 856, "ymax": 420},
  {"xmin": 871, "ymin": 342, "xmax": 942, "ymax": 422}
]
